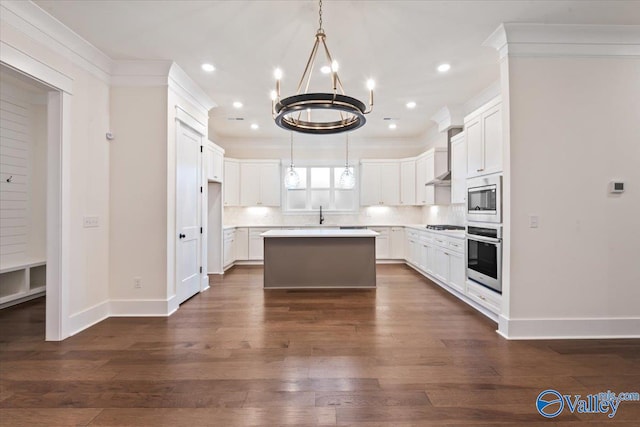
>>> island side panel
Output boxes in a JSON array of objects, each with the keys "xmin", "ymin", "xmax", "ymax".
[{"xmin": 263, "ymin": 237, "xmax": 376, "ymax": 288}]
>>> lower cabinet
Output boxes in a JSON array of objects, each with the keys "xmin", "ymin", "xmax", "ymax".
[
  {"xmin": 403, "ymin": 227, "xmax": 501, "ymax": 316},
  {"xmin": 390, "ymin": 227, "xmax": 405, "ymax": 259},
  {"xmin": 235, "ymin": 228, "xmax": 249, "ymax": 260},
  {"xmin": 370, "ymin": 227, "xmax": 390, "ymax": 259},
  {"xmin": 223, "ymin": 229, "xmax": 235, "ymax": 268},
  {"xmin": 249, "ymin": 228, "xmax": 270, "ymax": 260}
]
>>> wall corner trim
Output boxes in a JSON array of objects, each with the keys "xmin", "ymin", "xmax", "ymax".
[
  {"xmin": 67, "ymin": 300, "xmax": 110, "ymax": 337},
  {"xmin": 483, "ymin": 23, "xmax": 640, "ymax": 59}
]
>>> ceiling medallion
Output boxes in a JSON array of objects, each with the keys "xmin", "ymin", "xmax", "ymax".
[{"xmin": 271, "ymin": 0, "xmax": 375, "ymax": 135}]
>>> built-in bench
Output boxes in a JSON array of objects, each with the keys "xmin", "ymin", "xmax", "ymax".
[{"xmin": 0, "ymin": 260, "xmax": 46, "ymax": 309}]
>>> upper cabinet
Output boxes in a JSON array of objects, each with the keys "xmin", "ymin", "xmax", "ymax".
[
  {"xmin": 400, "ymin": 160, "xmax": 416, "ymax": 206},
  {"xmin": 450, "ymin": 132, "xmax": 466, "ymax": 204},
  {"xmin": 240, "ymin": 161, "xmax": 281, "ymax": 206},
  {"xmin": 223, "ymin": 159, "xmax": 240, "ymax": 206},
  {"xmin": 415, "ymin": 148, "xmax": 449, "ymax": 206},
  {"xmin": 465, "ymin": 98, "xmax": 502, "ymax": 179},
  {"xmin": 360, "ymin": 161, "xmax": 400, "ymax": 206},
  {"xmin": 205, "ymin": 141, "xmax": 224, "ymax": 183}
]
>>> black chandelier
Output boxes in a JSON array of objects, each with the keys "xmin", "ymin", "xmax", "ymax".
[{"xmin": 271, "ymin": 0, "xmax": 375, "ymax": 135}]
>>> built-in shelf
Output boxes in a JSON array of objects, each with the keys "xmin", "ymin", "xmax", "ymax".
[{"xmin": 0, "ymin": 260, "xmax": 46, "ymax": 309}]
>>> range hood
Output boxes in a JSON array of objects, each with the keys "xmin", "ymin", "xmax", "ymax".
[{"xmin": 425, "ymin": 127, "xmax": 463, "ymax": 186}]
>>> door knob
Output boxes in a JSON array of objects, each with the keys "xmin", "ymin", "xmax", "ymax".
[{"xmin": 179, "ymin": 233, "xmax": 186, "ymax": 239}]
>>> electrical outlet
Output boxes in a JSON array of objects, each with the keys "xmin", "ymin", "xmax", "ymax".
[
  {"xmin": 529, "ymin": 215, "xmax": 539, "ymax": 228},
  {"xmin": 134, "ymin": 277, "xmax": 142, "ymax": 288},
  {"xmin": 83, "ymin": 216, "xmax": 99, "ymax": 228}
]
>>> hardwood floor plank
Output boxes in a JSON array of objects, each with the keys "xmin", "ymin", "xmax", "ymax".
[{"xmin": 1, "ymin": 264, "xmax": 639, "ymax": 425}]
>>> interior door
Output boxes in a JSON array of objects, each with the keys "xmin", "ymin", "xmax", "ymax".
[{"xmin": 176, "ymin": 122, "xmax": 202, "ymax": 305}]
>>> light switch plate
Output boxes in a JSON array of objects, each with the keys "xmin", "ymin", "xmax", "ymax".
[
  {"xmin": 529, "ymin": 215, "xmax": 539, "ymax": 229},
  {"xmin": 83, "ymin": 216, "xmax": 99, "ymax": 228}
]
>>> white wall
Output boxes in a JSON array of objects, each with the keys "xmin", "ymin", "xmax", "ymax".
[
  {"xmin": 109, "ymin": 86, "xmax": 168, "ymax": 301},
  {"xmin": 503, "ymin": 55, "xmax": 640, "ymax": 337}
]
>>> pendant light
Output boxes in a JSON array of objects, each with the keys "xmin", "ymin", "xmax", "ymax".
[
  {"xmin": 271, "ymin": 0, "xmax": 375, "ymax": 134},
  {"xmin": 284, "ymin": 132, "xmax": 301, "ymax": 189},
  {"xmin": 339, "ymin": 133, "xmax": 355, "ymax": 189}
]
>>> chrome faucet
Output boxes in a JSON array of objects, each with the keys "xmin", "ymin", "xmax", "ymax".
[{"xmin": 319, "ymin": 205, "xmax": 325, "ymax": 225}]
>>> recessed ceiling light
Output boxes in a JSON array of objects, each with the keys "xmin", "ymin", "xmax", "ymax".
[
  {"xmin": 250, "ymin": 123, "xmax": 259, "ymax": 130},
  {"xmin": 437, "ymin": 63, "xmax": 451, "ymax": 73},
  {"xmin": 320, "ymin": 65, "xmax": 331, "ymax": 74},
  {"xmin": 406, "ymin": 101, "xmax": 417, "ymax": 109},
  {"xmin": 233, "ymin": 101, "xmax": 243, "ymax": 109},
  {"xmin": 388, "ymin": 123, "xmax": 397, "ymax": 130},
  {"xmin": 201, "ymin": 63, "xmax": 215, "ymax": 72}
]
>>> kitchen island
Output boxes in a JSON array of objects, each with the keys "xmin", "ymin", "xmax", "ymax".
[{"xmin": 261, "ymin": 229, "xmax": 378, "ymax": 289}]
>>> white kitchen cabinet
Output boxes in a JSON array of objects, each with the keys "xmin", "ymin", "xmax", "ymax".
[
  {"xmin": 416, "ymin": 148, "xmax": 449, "ymax": 206},
  {"xmin": 400, "ymin": 160, "xmax": 416, "ymax": 206},
  {"xmin": 224, "ymin": 159, "xmax": 240, "ymax": 206},
  {"xmin": 405, "ymin": 229, "xmax": 420, "ymax": 266},
  {"xmin": 448, "ymin": 251, "xmax": 465, "ymax": 294},
  {"xmin": 420, "ymin": 238, "xmax": 435, "ymax": 275},
  {"xmin": 390, "ymin": 227, "xmax": 405, "ymax": 259},
  {"xmin": 235, "ymin": 227, "xmax": 249, "ymax": 260},
  {"xmin": 465, "ymin": 98, "xmax": 502, "ymax": 178},
  {"xmin": 450, "ymin": 132, "xmax": 466, "ymax": 204},
  {"xmin": 205, "ymin": 141, "xmax": 224, "ymax": 183},
  {"xmin": 370, "ymin": 227, "xmax": 390, "ymax": 259},
  {"xmin": 240, "ymin": 161, "xmax": 281, "ymax": 206},
  {"xmin": 223, "ymin": 228, "xmax": 235, "ymax": 268},
  {"xmin": 248, "ymin": 227, "xmax": 270, "ymax": 260},
  {"xmin": 467, "ymin": 280, "xmax": 501, "ymax": 314},
  {"xmin": 360, "ymin": 161, "xmax": 400, "ymax": 206},
  {"xmin": 433, "ymin": 248, "xmax": 449, "ymax": 284}
]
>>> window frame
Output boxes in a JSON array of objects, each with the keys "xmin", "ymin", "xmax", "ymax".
[{"xmin": 282, "ymin": 162, "xmax": 359, "ymax": 214}]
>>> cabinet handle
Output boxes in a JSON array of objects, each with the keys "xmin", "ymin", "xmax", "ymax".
[
  {"xmin": 478, "ymin": 295, "xmax": 486, "ymax": 301},
  {"xmin": 477, "ymin": 168, "xmax": 484, "ymax": 172}
]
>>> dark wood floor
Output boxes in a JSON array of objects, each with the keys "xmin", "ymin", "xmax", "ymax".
[{"xmin": 1, "ymin": 265, "xmax": 639, "ymax": 426}]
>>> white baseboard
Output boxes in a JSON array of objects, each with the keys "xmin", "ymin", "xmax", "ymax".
[
  {"xmin": 68, "ymin": 300, "xmax": 109, "ymax": 336},
  {"xmin": 498, "ymin": 315, "xmax": 640, "ymax": 339},
  {"xmin": 110, "ymin": 297, "xmax": 178, "ymax": 317}
]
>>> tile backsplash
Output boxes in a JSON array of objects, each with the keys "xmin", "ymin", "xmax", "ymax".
[
  {"xmin": 421, "ymin": 204, "xmax": 466, "ymax": 226},
  {"xmin": 224, "ymin": 206, "xmax": 423, "ymax": 226},
  {"xmin": 224, "ymin": 204, "xmax": 465, "ymax": 226}
]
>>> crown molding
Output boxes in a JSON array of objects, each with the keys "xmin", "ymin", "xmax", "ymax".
[
  {"xmin": 1, "ymin": 1, "xmax": 113, "ymax": 83},
  {"xmin": 110, "ymin": 60, "xmax": 173, "ymax": 86},
  {"xmin": 430, "ymin": 105, "xmax": 465, "ymax": 132},
  {"xmin": 484, "ymin": 23, "xmax": 640, "ymax": 59},
  {"xmin": 168, "ymin": 62, "xmax": 216, "ymax": 113}
]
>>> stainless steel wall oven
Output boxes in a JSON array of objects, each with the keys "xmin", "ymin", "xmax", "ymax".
[{"xmin": 466, "ymin": 224, "xmax": 502, "ymax": 293}]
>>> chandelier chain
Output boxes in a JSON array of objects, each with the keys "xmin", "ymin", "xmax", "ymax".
[{"xmin": 318, "ymin": 0, "xmax": 323, "ymax": 31}]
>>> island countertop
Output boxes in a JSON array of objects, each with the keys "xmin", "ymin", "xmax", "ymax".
[{"xmin": 261, "ymin": 229, "xmax": 379, "ymax": 238}]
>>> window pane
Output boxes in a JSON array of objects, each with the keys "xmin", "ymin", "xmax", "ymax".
[
  {"xmin": 335, "ymin": 190, "xmax": 355, "ymax": 210},
  {"xmin": 293, "ymin": 167, "xmax": 307, "ymax": 188},
  {"xmin": 287, "ymin": 189, "xmax": 307, "ymax": 210},
  {"xmin": 310, "ymin": 167, "xmax": 331, "ymax": 188},
  {"xmin": 310, "ymin": 189, "xmax": 331, "ymax": 209}
]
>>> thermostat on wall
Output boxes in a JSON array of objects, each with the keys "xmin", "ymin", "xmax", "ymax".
[{"xmin": 609, "ymin": 181, "xmax": 625, "ymax": 193}]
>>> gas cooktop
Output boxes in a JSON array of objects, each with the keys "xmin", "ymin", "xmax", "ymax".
[{"xmin": 426, "ymin": 225, "xmax": 465, "ymax": 231}]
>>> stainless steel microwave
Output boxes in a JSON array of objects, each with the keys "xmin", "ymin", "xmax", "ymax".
[{"xmin": 467, "ymin": 174, "xmax": 502, "ymax": 223}]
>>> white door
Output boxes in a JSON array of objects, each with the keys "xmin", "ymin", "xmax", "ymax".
[{"xmin": 176, "ymin": 122, "xmax": 202, "ymax": 305}]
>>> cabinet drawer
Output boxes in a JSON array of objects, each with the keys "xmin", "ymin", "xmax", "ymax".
[
  {"xmin": 466, "ymin": 281, "xmax": 501, "ymax": 314},
  {"xmin": 447, "ymin": 239, "xmax": 464, "ymax": 253}
]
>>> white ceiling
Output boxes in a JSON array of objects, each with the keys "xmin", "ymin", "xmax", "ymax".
[{"xmin": 34, "ymin": 0, "xmax": 640, "ymax": 141}]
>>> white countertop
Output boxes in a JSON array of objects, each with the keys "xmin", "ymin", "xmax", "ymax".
[{"xmin": 262, "ymin": 229, "xmax": 379, "ymax": 238}]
